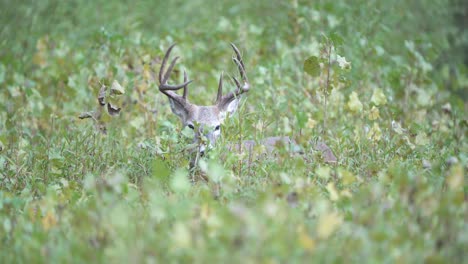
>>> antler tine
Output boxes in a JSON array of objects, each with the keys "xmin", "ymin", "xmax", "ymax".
[
  {"xmin": 162, "ymin": 56, "xmax": 179, "ymax": 84},
  {"xmin": 158, "ymin": 43, "xmax": 193, "ymax": 91},
  {"xmin": 216, "ymin": 71, "xmax": 223, "ymax": 104},
  {"xmin": 231, "ymin": 76, "xmax": 241, "ymax": 91},
  {"xmin": 159, "ymin": 43, "xmax": 176, "ymax": 84},
  {"xmin": 183, "ymin": 70, "xmax": 189, "ymax": 99},
  {"xmin": 217, "ymin": 43, "xmax": 250, "ymax": 108},
  {"xmin": 230, "ymin": 43, "xmax": 248, "ymax": 83}
]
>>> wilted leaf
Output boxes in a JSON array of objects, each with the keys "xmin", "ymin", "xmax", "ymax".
[
  {"xmin": 304, "ymin": 56, "xmax": 320, "ymax": 77},
  {"xmin": 78, "ymin": 111, "xmax": 95, "ymax": 119},
  {"xmin": 98, "ymin": 85, "xmax": 107, "ymax": 106},
  {"xmin": 107, "ymin": 103, "xmax": 121, "ymax": 116},
  {"xmin": 110, "ymin": 80, "xmax": 125, "ymax": 95}
]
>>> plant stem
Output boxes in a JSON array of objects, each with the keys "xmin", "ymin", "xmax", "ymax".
[{"xmin": 324, "ymin": 41, "xmax": 332, "ymax": 133}]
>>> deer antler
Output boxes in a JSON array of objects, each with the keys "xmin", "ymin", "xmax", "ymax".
[
  {"xmin": 216, "ymin": 43, "xmax": 250, "ymax": 109},
  {"xmin": 158, "ymin": 44, "xmax": 193, "ymax": 101}
]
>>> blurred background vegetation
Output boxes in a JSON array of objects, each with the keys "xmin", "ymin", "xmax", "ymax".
[{"xmin": 0, "ymin": 0, "xmax": 466, "ymax": 263}]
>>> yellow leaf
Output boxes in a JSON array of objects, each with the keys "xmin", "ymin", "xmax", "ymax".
[
  {"xmin": 41, "ymin": 211, "xmax": 57, "ymax": 231},
  {"xmin": 338, "ymin": 168, "xmax": 355, "ymax": 185},
  {"xmin": 200, "ymin": 203, "xmax": 210, "ymax": 221},
  {"xmin": 367, "ymin": 122, "xmax": 382, "ymax": 142},
  {"xmin": 316, "ymin": 166, "xmax": 331, "ymax": 180},
  {"xmin": 171, "ymin": 222, "xmax": 192, "ymax": 249},
  {"xmin": 340, "ymin": 189, "xmax": 353, "ymax": 198},
  {"xmin": 27, "ymin": 204, "xmax": 38, "ymax": 222},
  {"xmin": 297, "ymin": 225, "xmax": 316, "ymax": 252},
  {"xmin": 143, "ymin": 64, "xmax": 151, "ymax": 81},
  {"xmin": 447, "ymin": 164, "xmax": 463, "ymax": 190},
  {"xmin": 371, "ymin": 88, "xmax": 387, "ymax": 106},
  {"xmin": 317, "ymin": 211, "xmax": 343, "ymax": 239},
  {"xmin": 306, "ymin": 118, "xmax": 318, "ymax": 129},
  {"xmin": 347, "ymin": 92, "xmax": 363, "ymax": 113},
  {"xmin": 326, "ymin": 182, "xmax": 339, "ymax": 201},
  {"xmin": 32, "ymin": 37, "xmax": 48, "ymax": 67},
  {"xmin": 368, "ymin": 106, "xmax": 380, "ymax": 120},
  {"xmin": 415, "ymin": 132, "xmax": 429, "ymax": 146},
  {"xmin": 32, "ymin": 53, "xmax": 47, "ymax": 67}
]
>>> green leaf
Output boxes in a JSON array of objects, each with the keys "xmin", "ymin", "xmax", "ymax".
[
  {"xmin": 330, "ymin": 32, "xmax": 344, "ymax": 47},
  {"xmin": 170, "ymin": 168, "xmax": 190, "ymax": 194},
  {"xmin": 295, "ymin": 111, "xmax": 308, "ymax": 129},
  {"xmin": 152, "ymin": 158, "xmax": 171, "ymax": 183},
  {"xmin": 304, "ymin": 56, "xmax": 320, "ymax": 77},
  {"xmin": 0, "ymin": 63, "xmax": 5, "ymax": 84}
]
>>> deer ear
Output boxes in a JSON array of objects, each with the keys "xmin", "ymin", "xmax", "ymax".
[
  {"xmin": 219, "ymin": 98, "xmax": 239, "ymax": 117},
  {"xmin": 168, "ymin": 98, "xmax": 191, "ymax": 121}
]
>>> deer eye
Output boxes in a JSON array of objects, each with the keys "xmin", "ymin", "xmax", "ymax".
[
  {"xmin": 188, "ymin": 124, "xmax": 195, "ymax": 130},
  {"xmin": 215, "ymin": 125, "xmax": 220, "ymax": 131}
]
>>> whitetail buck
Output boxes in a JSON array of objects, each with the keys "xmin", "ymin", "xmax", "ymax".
[{"xmin": 157, "ymin": 43, "xmax": 336, "ymax": 168}]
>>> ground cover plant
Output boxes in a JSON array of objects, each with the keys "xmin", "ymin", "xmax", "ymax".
[{"xmin": 0, "ymin": 0, "xmax": 467, "ymax": 262}]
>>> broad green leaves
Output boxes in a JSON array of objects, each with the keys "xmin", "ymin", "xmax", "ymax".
[
  {"xmin": 0, "ymin": 0, "xmax": 466, "ymax": 263},
  {"xmin": 303, "ymin": 56, "xmax": 320, "ymax": 77}
]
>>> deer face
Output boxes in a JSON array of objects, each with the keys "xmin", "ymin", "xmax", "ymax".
[
  {"xmin": 167, "ymin": 97, "xmax": 240, "ymax": 153},
  {"xmin": 158, "ymin": 43, "xmax": 249, "ymax": 154},
  {"xmin": 185, "ymin": 106, "xmax": 223, "ymax": 153}
]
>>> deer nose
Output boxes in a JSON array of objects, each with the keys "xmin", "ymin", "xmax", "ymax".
[{"xmin": 199, "ymin": 145, "xmax": 206, "ymax": 156}]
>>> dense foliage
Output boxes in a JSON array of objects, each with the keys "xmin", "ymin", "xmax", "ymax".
[{"xmin": 0, "ymin": 0, "xmax": 466, "ymax": 262}]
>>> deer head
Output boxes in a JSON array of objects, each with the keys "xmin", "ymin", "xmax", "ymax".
[{"xmin": 157, "ymin": 43, "xmax": 250, "ymax": 154}]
